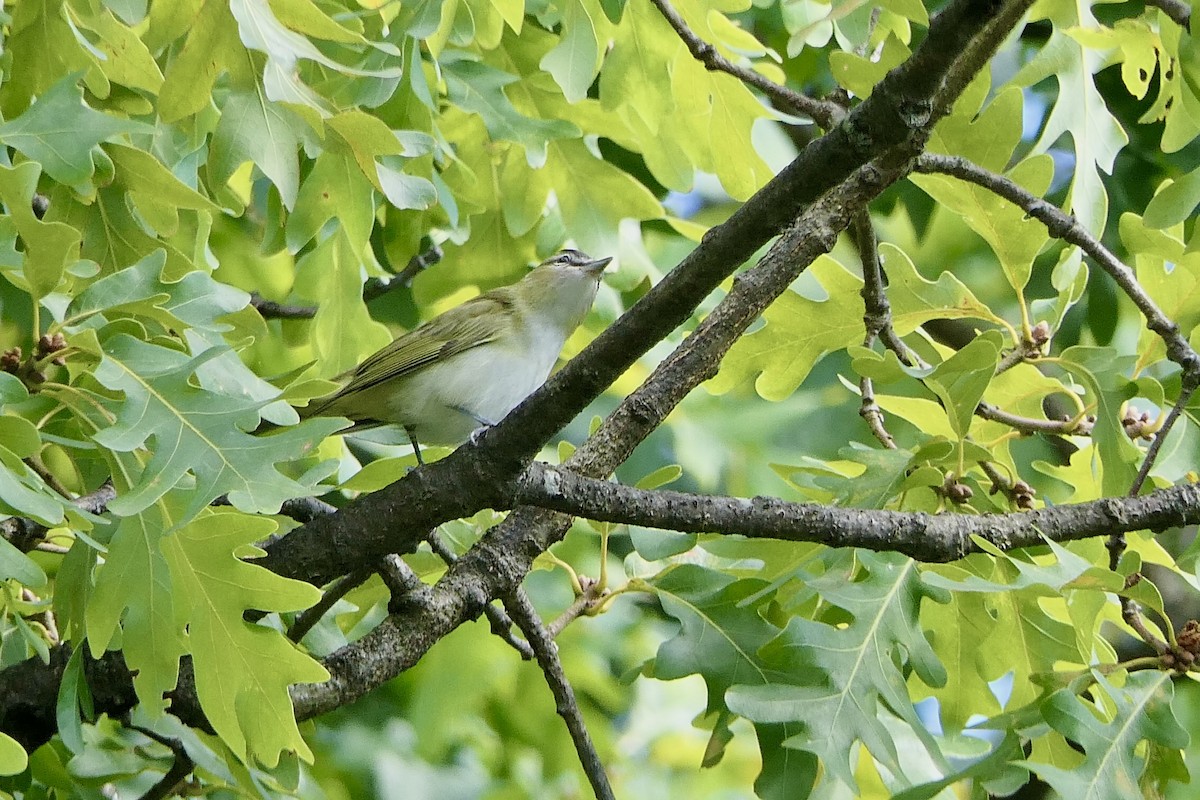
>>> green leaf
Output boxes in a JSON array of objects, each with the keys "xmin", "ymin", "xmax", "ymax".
[
  {"xmin": 912, "ymin": 151, "xmax": 1053, "ymax": 293},
  {"xmin": 1011, "ymin": 2, "xmax": 1128, "ymax": 232},
  {"xmin": 0, "ymin": 446, "xmax": 68, "ymax": 527},
  {"xmin": 66, "ymin": 4, "xmax": 164, "ymax": 93},
  {"xmin": 442, "ymin": 56, "xmax": 579, "ymax": 167},
  {"xmin": 285, "ymin": 151, "xmax": 377, "ymax": 253},
  {"xmin": 892, "ymin": 732, "xmax": 1026, "ymax": 800},
  {"xmin": 0, "ymin": 374, "xmax": 29, "ymax": 406},
  {"xmin": 0, "ymin": 75, "xmax": 150, "ymax": 191},
  {"xmin": 0, "ymin": 534, "xmax": 48, "ymax": 586},
  {"xmin": 294, "ymin": 229, "xmax": 394, "ymax": 375},
  {"xmin": 209, "ymin": 89, "xmax": 308, "ymax": 210},
  {"xmin": 89, "ymin": 335, "xmax": 343, "ymax": 518},
  {"xmin": 711, "ymin": 247, "xmax": 1002, "ymax": 400},
  {"xmin": 544, "ymin": 138, "xmax": 663, "ymax": 254},
  {"xmin": 727, "ymin": 553, "xmax": 948, "ymax": 793},
  {"xmin": 108, "ymin": 144, "xmax": 222, "ymax": 235},
  {"xmin": 86, "ymin": 506, "xmax": 186, "ymax": 714},
  {"xmin": 0, "ymin": 162, "xmax": 82, "ymax": 299},
  {"xmin": 787, "ymin": 444, "xmax": 920, "ymax": 507},
  {"xmin": 375, "ymin": 163, "xmax": 438, "ymax": 212},
  {"xmin": 45, "ymin": 179, "xmax": 199, "ymax": 278},
  {"xmin": 56, "ymin": 640, "xmax": 89, "ymax": 755},
  {"xmin": 1057, "ymin": 346, "xmax": 1142, "ymax": 497},
  {"xmin": 925, "ymin": 330, "xmax": 1002, "ymax": 440},
  {"xmin": 1024, "ymin": 671, "xmax": 1189, "ymax": 800},
  {"xmin": 635, "ymin": 465, "xmax": 683, "ymax": 490},
  {"xmin": 158, "ymin": 0, "xmax": 253, "ymax": 122},
  {"xmin": 1119, "ymin": 213, "xmax": 1200, "ymax": 375},
  {"xmin": 598, "ymin": 0, "xmax": 682, "ymax": 137},
  {"xmin": 161, "ymin": 510, "xmax": 328, "ymax": 765},
  {"xmin": 338, "ymin": 457, "xmax": 413, "ymax": 492},
  {"xmin": 0, "ymin": 731, "xmax": 28, "ymax": 776},
  {"xmin": 540, "ymin": 0, "xmax": 604, "ymax": 102},
  {"xmin": 1144, "ymin": 170, "xmax": 1200, "ymax": 229},
  {"xmin": 64, "ymin": 250, "xmax": 247, "ymax": 334},
  {"xmin": 647, "ymin": 565, "xmax": 784, "ymax": 714}
]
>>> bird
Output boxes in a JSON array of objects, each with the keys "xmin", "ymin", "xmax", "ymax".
[{"xmin": 296, "ymin": 248, "xmax": 612, "ymax": 463}]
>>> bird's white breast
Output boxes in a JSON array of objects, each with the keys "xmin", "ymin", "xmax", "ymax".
[{"xmin": 383, "ymin": 318, "xmax": 569, "ymax": 445}]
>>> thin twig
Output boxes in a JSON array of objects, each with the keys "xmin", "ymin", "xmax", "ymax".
[
  {"xmin": 976, "ymin": 402, "xmax": 1093, "ymax": 436},
  {"xmin": 994, "ymin": 342, "xmax": 1038, "ymax": 375},
  {"xmin": 852, "ymin": 211, "xmax": 919, "ymax": 448},
  {"xmin": 24, "ymin": 457, "xmax": 72, "ymax": 499},
  {"xmin": 288, "ymin": 567, "xmax": 374, "ymax": 643},
  {"xmin": 1110, "ymin": 382, "xmax": 1198, "ymax": 645},
  {"xmin": 859, "ymin": 378, "xmax": 898, "ymax": 449},
  {"xmin": 916, "ymin": 154, "xmax": 1200, "ymax": 382},
  {"xmin": 546, "ymin": 579, "xmax": 608, "ymax": 639},
  {"xmin": 1, "ymin": 480, "xmax": 116, "ymax": 552},
  {"xmin": 21, "ymin": 589, "xmax": 58, "ymax": 645},
  {"xmin": 1119, "ymin": 593, "xmax": 1170, "ymax": 653},
  {"xmin": 649, "ymin": 0, "xmax": 842, "ymax": 128},
  {"xmin": 1128, "ymin": 384, "xmax": 1196, "ymax": 496},
  {"xmin": 854, "ymin": 212, "xmax": 923, "ymax": 367},
  {"xmin": 1146, "ymin": 0, "xmax": 1191, "ymax": 30},
  {"xmin": 504, "ymin": 590, "xmax": 615, "ymax": 800},
  {"xmin": 249, "ymin": 293, "xmax": 317, "ymax": 320},
  {"xmin": 976, "ymin": 460, "xmax": 1036, "ymax": 509},
  {"xmin": 254, "ymin": 245, "xmax": 444, "ymax": 319},
  {"xmin": 427, "ymin": 531, "xmax": 534, "ymax": 659},
  {"xmin": 130, "ymin": 726, "xmax": 194, "ymax": 800},
  {"xmin": 363, "ymin": 245, "xmax": 445, "ymax": 303},
  {"xmin": 917, "ymin": 152, "xmax": 1200, "ymax": 657}
]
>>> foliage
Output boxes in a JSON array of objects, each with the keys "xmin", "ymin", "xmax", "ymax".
[{"xmin": 0, "ymin": 0, "xmax": 1198, "ymax": 798}]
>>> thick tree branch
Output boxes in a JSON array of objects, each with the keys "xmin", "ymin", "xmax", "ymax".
[{"xmin": 517, "ymin": 463, "xmax": 1200, "ymax": 563}]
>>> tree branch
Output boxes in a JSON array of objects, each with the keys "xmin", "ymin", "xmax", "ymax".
[
  {"xmin": 976, "ymin": 401, "xmax": 1093, "ymax": 436},
  {"xmin": 1146, "ymin": 0, "xmax": 1190, "ymax": 30},
  {"xmin": 649, "ymin": 0, "xmax": 843, "ymax": 127},
  {"xmin": 517, "ymin": 463, "xmax": 1200, "ymax": 563},
  {"xmin": 249, "ymin": 294, "xmax": 317, "ymax": 320},
  {"xmin": 915, "ymin": 153, "xmax": 1200, "ymax": 383},
  {"xmin": 255, "ymin": 0, "xmax": 1012, "ymax": 590},
  {"xmin": 428, "ymin": 531, "xmax": 534, "ymax": 660},
  {"xmin": 503, "ymin": 590, "xmax": 614, "ymax": 800},
  {"xmin": 1, "ymin": 480, "xmax": 115, "ymax": 552}
]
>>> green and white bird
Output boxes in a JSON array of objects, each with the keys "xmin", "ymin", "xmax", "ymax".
[{"xmin": 299, "ymin": 248, "xmax": 612, "ymax": 461}]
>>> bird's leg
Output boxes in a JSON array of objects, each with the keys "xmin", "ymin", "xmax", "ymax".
[
  {"xmin": 404, "ymin": 425, "xmax": 425, "ymax": 466},
  {"xmin": 453, "ymin": 406, "xmax": 497, "ymax": 446}
]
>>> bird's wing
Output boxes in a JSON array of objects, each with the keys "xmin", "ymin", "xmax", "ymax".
[{"xmin": 308, "ymin": 292, "xmax": 517, "ymax": 414}]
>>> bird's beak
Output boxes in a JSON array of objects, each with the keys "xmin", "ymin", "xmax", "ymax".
[{"xmin": 582, "ymin": 256, "xmax": 612, "ymax": 276}]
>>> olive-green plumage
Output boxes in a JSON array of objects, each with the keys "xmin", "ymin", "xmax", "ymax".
[{"xmin": 299, "ymin": 249, "xmax": 611, "ymax": 455}]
